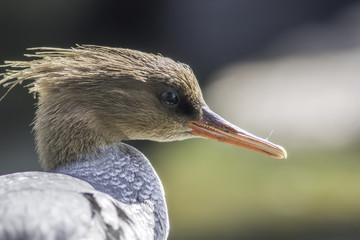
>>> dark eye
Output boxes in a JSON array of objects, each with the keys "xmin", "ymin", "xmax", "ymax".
[{"xmin": 162, "ymin": 91, "xmax": 179, "ymax": 106}]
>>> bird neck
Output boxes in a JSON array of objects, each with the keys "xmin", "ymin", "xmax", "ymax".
[
  {"xmin": 34, "ymin": 95, "xmax": 128, "ymax": 171},
  {"xmin": 53, "ymin": 142, "xmax": 169, "ymax": 240}
]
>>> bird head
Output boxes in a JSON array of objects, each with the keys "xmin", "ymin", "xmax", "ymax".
[{"xmin": 1, "ymin": 45, "xmax": 286, "ymax": 169}]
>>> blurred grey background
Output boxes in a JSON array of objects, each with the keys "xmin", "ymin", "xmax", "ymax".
[{"xmin": 1, "ymin": 1, "xmax": 360, "ymax": 239}]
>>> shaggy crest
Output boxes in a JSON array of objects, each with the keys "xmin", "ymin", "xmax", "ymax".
[{"xmin": 0, "ymin": 45, "xmax": 199, "ymax": 102}]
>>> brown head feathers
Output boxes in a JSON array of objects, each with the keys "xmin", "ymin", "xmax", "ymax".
[{"xmin": 0, "ymin": 45, "xmax": 206, "ymax": 170}]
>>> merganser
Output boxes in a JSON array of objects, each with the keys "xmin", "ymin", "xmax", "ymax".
[{"xmin": 0, "ymin": 45, "xmax": 286, "ymax": 240}]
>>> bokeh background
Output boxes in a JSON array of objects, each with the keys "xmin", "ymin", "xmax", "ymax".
[{"xmin": 1, "ymin": 0, "xmax": 360, "ymax": 239}]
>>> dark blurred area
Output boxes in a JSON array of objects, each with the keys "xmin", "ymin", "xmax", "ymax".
[
  {"xmin": 1, "ymin": 1, "xmax": 360, "ymax": 239},
  {"xmin": 0, "ymin": 0, "xmax": 357, "ymax": 82}
]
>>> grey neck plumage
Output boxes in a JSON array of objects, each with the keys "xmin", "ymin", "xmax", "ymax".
[{"xmin": 53, "ymin": 142, "xmax": 169, "ymax": 240}]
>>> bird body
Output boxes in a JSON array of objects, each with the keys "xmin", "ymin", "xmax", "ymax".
[
  {"xmin": 0, "ymin": 143, "xmax": 167, "ymax": 240},
  {"xmin": 0, "ymin": 45, "xmax": 286, "ymax": 239}
]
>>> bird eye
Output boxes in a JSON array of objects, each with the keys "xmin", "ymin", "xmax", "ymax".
[{"xmin": 162, "ymin": 91, "xmax": 179, "ymax": 106}]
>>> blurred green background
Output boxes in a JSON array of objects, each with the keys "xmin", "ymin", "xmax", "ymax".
[
  {"xmin": 147, "ymin": 142, "xmax": 360, "ymax": 239},
  {"xmin": 1, "ymin": 0, "xmax": 360, "ymax": 239}
]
